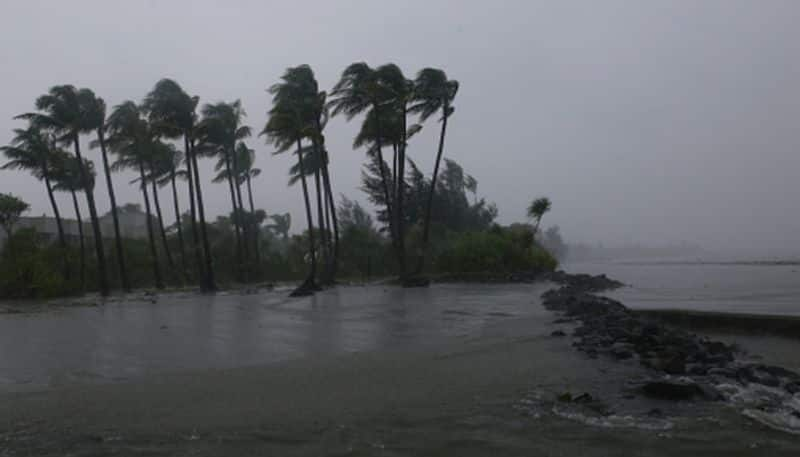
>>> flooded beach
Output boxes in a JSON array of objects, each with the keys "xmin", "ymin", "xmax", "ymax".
[{"xmin": 1, "ymin": 275, "xmax": 799, "ymax": 456}]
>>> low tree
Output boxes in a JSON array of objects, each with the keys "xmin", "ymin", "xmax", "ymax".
[{"xmin": 0, "ymin": 193, "xmax": 29, "ymax": 238}]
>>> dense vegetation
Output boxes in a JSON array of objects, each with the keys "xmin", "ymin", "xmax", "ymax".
[{"xmin": 1, "ymin": 64, "xmax": 558, "ymax": 299}]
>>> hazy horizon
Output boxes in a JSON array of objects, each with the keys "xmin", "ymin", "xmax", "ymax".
[{"xmin": 2, "ymin": 0, "xmax": 798, "ymax": 256}]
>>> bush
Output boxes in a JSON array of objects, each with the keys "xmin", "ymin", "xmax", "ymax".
[
  {"xmin": 434, "ymin": 228, "xmax": 557, "ymax": 274},
  {"xmin": 0, "ymin": 228, "xmax": 79, "ymax": 299}
]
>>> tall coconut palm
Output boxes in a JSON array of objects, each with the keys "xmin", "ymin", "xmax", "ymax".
[
  {"xmin": 197, "ymin": 100, "xmax": 251, "ymax": 280},
  {"xmin": 267, "ymin": 213, "xmax": 291, "ymax": 241},
  {"xmin": 51, "ymin": 154, "xmax": 95, "ymax": 291},
  {"xmin": 329, "ymin": 63, "xmax": 412, "ymax": 277},
  {"xmin": 85, "ymin": 93, "xmax": 130, "ymax": 292},
  {"xmin": 262, "ymin": 67, "xmax": 320, "ymax": 294},
  {"xmin": 106, "ymin": 101, "xmax": 164, "ymax": 290},
  {"xmin": 144, "ymin": 79, "xmax": 215, "ymax": 291},
  {"xmin": 1, "ymin": 124, "xmax": 69, "ymax": 279},
  {"xmin": 16, "ymin": 85, "xmax": 109, "ymax": 296},
  {"xmin": 230, "ymin": 142, "xmax": 262, "ymax": 264},
  {"xmin": 411, "ymin": 68, "xmax": 459, "ymax": 274},
  {"xmin": 147, "ymin": 141, "xmax": 176, "ymax": 272}
]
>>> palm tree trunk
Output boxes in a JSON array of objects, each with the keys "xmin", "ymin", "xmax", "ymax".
[
  {"xmin": 150, "ymin": 170, "xmax": 175, "ymax": 271},
  {"xmin": 70, "ymin": 189, "xmax": 85, "ymax": 292},
  {"xmin": 73, "ymin": 136, "xmax": 109, "ymax": 296},
  {"xmin": 371, "ymin": 105, "xmax": 400, "ymax": 270},
  {"xmin": 97, "ymin": 129, "xmax": 130, "ymax": 292},
  {"xmin": 138, "ymin": 160, "xmax": 164, "ymax": 289},
  {"xmin": 313, "ymin": 168, "xmax": 327, "ymax": 282},
  {"xmin": 245, "ymin": 173, "xmax": 261, "ymax": 266},
  {"xmin": 189, "ymin": 138, "xmax": 216, "ymax": 292},
  {"xmin": 223, "ymin": 150, "xmax": 244, "ymax": 282},
  {"xmin": 296, "ymin": 138, "xmax": 317, "ymax": 283},
  {"xmin": 230, "ymin": 145, "xmax": 251, "ymax": 271},
  {"xmin": 170, "ymin": 167, "xmax": 188, "ymax": 280},
  {"xmin": 395, "ymin": 107, "xmax": 408, "ymax": 278},
  {"xmin": 184, "ymin": 135, "xmax": 204, "ymax": 289},
  {"xmin": 43, "ymin": 169, "xmax": 69, "ymax": 280},
  {"xmin": 416, "ymin": 110, "xmax": 449, "ymax": 274},
  {"xmin": 322, "ymin": 161, "xmax": 339, "ymax": 279}
]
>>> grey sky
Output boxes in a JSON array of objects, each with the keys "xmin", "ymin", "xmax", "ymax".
[{"xmin": 1, "ymin": 0, "xmax": 798, "ymax": 254}]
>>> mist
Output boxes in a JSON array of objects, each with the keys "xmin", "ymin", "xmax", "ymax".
[{"xmin": 1, "ymin": 0, "xmax": 798, "ymax": 256}]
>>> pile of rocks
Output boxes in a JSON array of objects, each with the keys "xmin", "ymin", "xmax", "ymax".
[
  {"xmin": 542, "ymin": 276, "xmax": 800, "ymax": 401},
  {"xmin": 541, "ymin": 270, "xmax": 625, "ymax": 292}
]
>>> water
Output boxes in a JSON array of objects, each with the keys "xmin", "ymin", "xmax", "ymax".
[
  {"xmin": 1, "ymin": 275, "xmax": 800, "ymax": 455},
  {"xmin": 565, "ymin": 260, "xmax": 800, "ymax": 315},
  {"xmin": 0, "ymin": 283, "xmax": 550, "ymax": 390}
]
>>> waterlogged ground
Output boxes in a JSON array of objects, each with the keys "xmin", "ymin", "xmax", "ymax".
[{"xmin": 0, "ymin": 283, "xmax": 799, "ymax": 455}]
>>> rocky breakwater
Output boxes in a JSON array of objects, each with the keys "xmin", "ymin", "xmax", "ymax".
[{"xmin": 541, "ymin": 274, "xmax": 800, "ymax": 432}]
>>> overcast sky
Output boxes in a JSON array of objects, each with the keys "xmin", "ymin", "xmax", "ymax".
[{"xmin": 1, "ymin": 0, "xmax": 798, "ymax": 255}]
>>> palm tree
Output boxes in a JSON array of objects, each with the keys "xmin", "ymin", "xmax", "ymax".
[
  {"xmin": 152, "ymin": 144, "xmax": 189, "ymax": 278},
  {"xmin": 263, "ymin": 67, "xmax": 321, "ymax": 294},
  {"xmin": 17, "ymin": 85, "xmax": 109, "ymax": 296},
  {"xmin": 411, "ymin": 68, "xmax": 459, "ymax": 274},
  {"xmin": 1, "ymin": 124, "xmax": 69, "ymax": 279},
  {"xmin": 147, "ymin": 141, "xmax": 176, "ymax": 273},
  {"xmin": 527, "ymin": 197, "xmax": 552, "ymax": 236},
  {"xmin": 105, "ymin": 101, "xmax": 164, "ymax": 290},
  {"xmin": 85, "ymin": 93, "xmax": 130, "ymax": 292},
  {"xmin": 235, "ymin": 142, "xmax": 262, "ymax": 264},
  {"xmin": 144, "ymin": 79, "xmax": 215, "ymax": 291},
  {"xmin": 51, "ymin": 153, "xmax": 95, "ymax": 291},
  {"xmin": 329, "ymin": 63, "xmax": 414, "ymax": 278},
  {"xmin": 197, "ymin": 100, "xmax": 251, "ymax": 280}
]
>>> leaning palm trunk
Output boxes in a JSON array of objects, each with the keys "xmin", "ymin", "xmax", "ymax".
[
  {"xmin": 416, "ymin": 110, "xmax": 449, "ymax": 274},
  {"xmin": 150, "ymin": 171, "xmax": 175, "ymax": 271},
  {"xmin": 223, "ymin": 150, "xmax": 244, "ymax": 282},
  {"xmin": 371, "ymin": 109, "xmax": 402, "ymax": 272},
  {"xmin": 294, "ymin": 138, "xmax": 317, "ymax": 291},
  {"xmin": 70, "ymin": 189, "xmax": 85, "ymax": 291},
  {"xmin": 184, "ymin": 136, "xmax": 204, "ymax": 289},
  {"xmin": 230, "ymin": 146, "xmax": 251, "ymax": 273},
  {"xmin": 189, "ymin": 139, "xmax": 216, "ymax": 291},
  {"xmin": 97, "ymin": 129, "xmax": 130, "ymax": 291},
  {"xmin": 394, "ymin": 107, "xmax": 408, "ymax": 279},
  {"xmin": 245, "ymin": 173, "xmax": 261, "ymax": 266},
  {"xmin": 170, "ymin": 167, "xmax": 188, "ymax": 280},
  {"xmin": 43, "ymin": 165, "xmax": 69, "ymax": 280},
  {"xmin": 313, "ymin": 168, "xmax": 328, "ymax": 283},
  {"xmin": 321, "ymin": 160, "xmax": 339, "ymax": 279},
  {"xmin": 73, "ymin": 136, "xmax": 109, "ymax": 296},
  {"xmin": 138, "ymin": 160, "xmax": 164, "ymax": 290}
]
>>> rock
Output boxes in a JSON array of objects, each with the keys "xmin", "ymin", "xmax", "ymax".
[
  {"xmin": 662, "ymin": 355, "xmax": 687, "ymax": 375},
  {"xmin": 737, "ymin": 365, "xmax": 781, "ymax": 387},
  {"xmin": 686, "ymin": 363, "xmax": 708, "ymax": 376},
  {"xmin": 573, "ymin": 393, "xmax": 594, "ymax": 403},
  {"xmin": 696, "ymin": 383, "xmax": 725, "ymax": 401},
  {"xmin": 641, "ymin": 380, "xmax": 703, "ymax": 401},
  {"xmin": 551, "ymin": 330, "xmax": 567, "ymax": 337}
]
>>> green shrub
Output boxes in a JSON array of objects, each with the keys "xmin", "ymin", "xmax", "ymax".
[
  {"xmin": 0, "ymin": 228, "xmax": 79, "ymax": 299},
  {"xmin": 434, "ymin": 228, "xmax": 557, "ymax": 274}
]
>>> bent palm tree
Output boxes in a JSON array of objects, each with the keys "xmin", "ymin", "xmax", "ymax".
[
  {"xmin": 527, "ymin": 197, "xmax": 552, "ymax": 236},
  {"xmin": 52, "ymin": 154, "xmax": 95, "ymax": 291},
  {"xmin": 152, "ymin": 145, "xmax": 189, "ymax": 278},
  {"xmin": 144, "ymin": 79, "xmax": 215, "ymax": 291},
  {"xmin": 106, "ymin": 101, "xmax": 164, "ymax": 289},
  {"xmin": 1, "ymin": 124, "xmax": 69, "ymax": 279},
  {"xmin": 411, "ymin": 68, "xmax": 459, "ymax": 274},
  {"xmin": 263, "ymin": 67, "xmax": 320, "ymax": 294},
  {"xmin": 86, "ymin": 93, "xmax": 130, "ymax": 291},
  {"xmin": 17, "ymin": 85, "xmax": 109, "ymax": 296}
]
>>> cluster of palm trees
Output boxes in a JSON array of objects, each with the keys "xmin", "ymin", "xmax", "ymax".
[
  {"xmin": 2, "ymin": 62, "xmax": 458, "ymax": 296},
  {"xmin": 265, "ymin": 63, "xmax": 458, "ymax": 291}
]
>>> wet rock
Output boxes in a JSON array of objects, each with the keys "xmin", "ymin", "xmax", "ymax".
[
  {"xmin": 662, "ymin": 355, "xmax": 687, "ymax": 375},
  {"xmin": 785, "ymin": 382, "xmax": 800, "ymax": 394},
  {"xmin": 737, "ymin": 366, "xmax": 781, "ymax": 388},
  {"xmin": 551, "ymin": 330, "xmax": 567, "ymax": 337}
]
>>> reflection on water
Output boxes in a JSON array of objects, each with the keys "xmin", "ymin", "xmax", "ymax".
[
  {"xmin": 0, "ymin": 283, "xmax": 550, "ymax": 390},
  {"xmin": 565, "ymin": 260, "xmax": 800, "ymax": 316}
]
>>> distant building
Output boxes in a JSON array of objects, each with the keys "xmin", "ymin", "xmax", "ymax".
[{"xmin": 0, "ymin": 203, "xmax": 151, "ymax": 248}]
